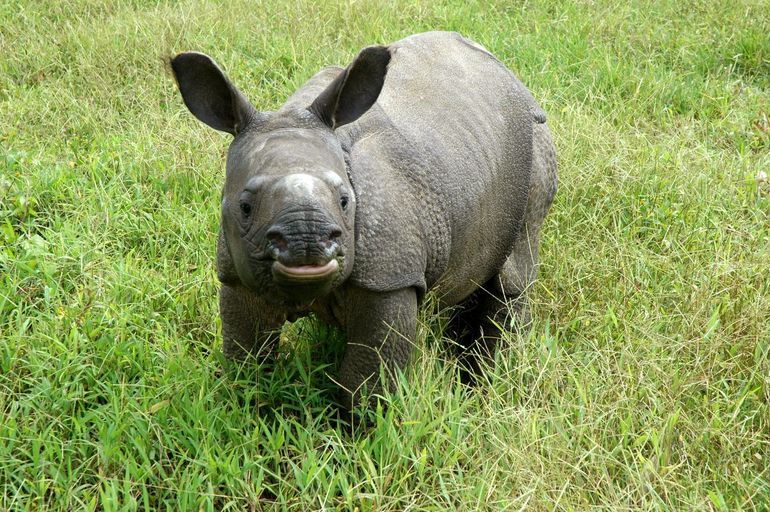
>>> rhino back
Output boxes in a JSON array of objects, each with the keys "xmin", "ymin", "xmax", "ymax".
[{"xmin": 341, "ymin": 32, "xmax": 536, "ymax": 305}]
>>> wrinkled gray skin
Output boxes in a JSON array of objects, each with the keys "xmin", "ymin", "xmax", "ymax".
[{"xmin": 170, "ymin": 32, "xmax": 557, "ymax": 409}]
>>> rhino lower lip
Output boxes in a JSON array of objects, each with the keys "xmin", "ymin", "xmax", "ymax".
[{"xmin": 272, "ymin": 259, "xmax": 339, "ymax": 279}]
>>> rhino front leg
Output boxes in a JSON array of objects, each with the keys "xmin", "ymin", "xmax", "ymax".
[
  {"xmin": 337, "ymin": 287, "xmax": 418, "ymax": 410},
  {"xmin": 220, "ymin": 284, "xmax": 285, "ymax": 361},
  {"xmin": 217, "ymin": 228, "xmax": 285, "ymax": 361}
]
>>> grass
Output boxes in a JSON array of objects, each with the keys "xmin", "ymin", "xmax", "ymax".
[{"xmin": 1, "ymin": 0, "xmax": 769, "ymax": 509}]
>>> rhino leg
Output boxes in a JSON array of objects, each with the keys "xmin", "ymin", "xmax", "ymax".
[
  {"xmin": 453, "ymin": 222, "xmax": 543, "ymax": 380},
  {"xmin": 451, "ymin": 274, "xmax": 514, "ymax": 381},
  {"xmin": 504, "ymin": 121, "xmax": 557, "ymax": 324},
  {"xmin": 217, "ymin": 229, "xmax": 285, "ymax": 361},
  {"xmin": 337, "ymin": 287, "xmax": 418, "ymax": 410},
  {"xmin": 456, "ymin": 122, "xmax": 557, "ymax": 380},
  {"xmin": 219, "ymin": 284, "xmax": 285, "ymax": 361}
]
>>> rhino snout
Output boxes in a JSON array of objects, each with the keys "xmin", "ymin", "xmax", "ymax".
[{"xmin": 265, "ymin": 221, "xmax": 343, "ymax": 267}]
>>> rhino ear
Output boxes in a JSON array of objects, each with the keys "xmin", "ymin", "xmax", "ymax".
[
  {"xmin": 170, "ymin": 52, "xmax": 257, "ymax": 135},
  {"xmin": 309, "ymin": 45, "xmax": 391, "ymax": 130}
]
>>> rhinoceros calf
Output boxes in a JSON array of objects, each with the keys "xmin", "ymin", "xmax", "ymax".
[{"xmin": 170, "ymin": 31, "xmax": 557, "ymax": 409}]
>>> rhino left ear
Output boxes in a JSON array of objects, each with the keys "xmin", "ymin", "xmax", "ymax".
[{"xmin": 309, "ymin": 45, "xmax": 391, "ymax": 130}]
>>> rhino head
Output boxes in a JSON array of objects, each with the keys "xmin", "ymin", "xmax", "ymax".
[{"xmin": 170, "ymin": 47, "xmax": 390, "ymax": 304}]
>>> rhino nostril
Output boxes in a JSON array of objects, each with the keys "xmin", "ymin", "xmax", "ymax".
[
  {"xmin": 266, "ymin": 227, "xmax": 288, "ymax": 251},
  {"xmin": 328, "ymin": 226, "xmax": 343, "ymax": 241}
]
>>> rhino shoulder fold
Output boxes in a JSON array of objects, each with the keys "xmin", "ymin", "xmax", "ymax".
[{"xmin": 344, "ymin": 142, "xmax": 429, "ymax": 298}]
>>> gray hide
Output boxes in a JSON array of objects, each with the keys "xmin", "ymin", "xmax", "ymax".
[{"xmin": 170, "ymin": 32, "xmax": 557, "ymax": 409}]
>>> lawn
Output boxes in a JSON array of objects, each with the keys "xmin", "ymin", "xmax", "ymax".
[{"xmin": 1, "ymin": 0, "xmax": 769, "ymax": 510}]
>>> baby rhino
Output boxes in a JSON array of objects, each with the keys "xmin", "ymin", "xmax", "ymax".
[{"xmin": 170, "ymin": 31, "xmax": 557, "ymax": 409}]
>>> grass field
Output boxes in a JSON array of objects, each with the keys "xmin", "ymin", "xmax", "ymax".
[{"xmin": 1, "ymin": 0, "xmax": 769, "ymax": 509}]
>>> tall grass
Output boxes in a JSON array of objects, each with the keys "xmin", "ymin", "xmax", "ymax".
[{"xmin": 1, "ymin": 0, "xmax": 768, "ymax": 509}]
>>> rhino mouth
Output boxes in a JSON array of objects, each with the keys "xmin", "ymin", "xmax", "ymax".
[{"xmin": 272, "ymin": 259, "xmax": 339, "ymax": 281}]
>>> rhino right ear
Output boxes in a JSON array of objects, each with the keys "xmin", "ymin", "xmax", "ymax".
[{"xmin": 170, "ymin": 52, "xmax": 257, "ymax": 135}]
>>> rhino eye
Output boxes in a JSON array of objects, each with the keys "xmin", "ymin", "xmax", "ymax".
[
  {"xmin": 239, "ymin": 201, "xmax": 252, "ymax": 217},
  {"xmin": 340, "ymin": 195, "xmax": 349, "ymax": 211}
]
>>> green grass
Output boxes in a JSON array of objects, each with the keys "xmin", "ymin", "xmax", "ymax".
[{"xmin": 1, "ymin": 0, "xmax": 769, "ymax": 509}]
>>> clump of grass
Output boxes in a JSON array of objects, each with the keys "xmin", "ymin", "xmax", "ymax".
[{"xmin": 1, "ymin": 0, "xmax": 769, "ymax": 509}]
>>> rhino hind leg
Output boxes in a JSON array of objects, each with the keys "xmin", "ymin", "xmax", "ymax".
[
  {"xmin": 452, "ymin": 270, "xmax": 527, "ymax": 383},
  {"xmin": 453, "ymin": 221, "xmax": 545, "ymax": 382},
  {"xmin": 455, "ymin": 122, "xmax": 557, "ymax": 382}
]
